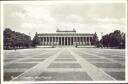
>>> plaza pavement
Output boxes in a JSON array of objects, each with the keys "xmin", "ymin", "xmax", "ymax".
[{"xmin": 3, "ymin": 48, "xmax": 125, "ymax": 81}]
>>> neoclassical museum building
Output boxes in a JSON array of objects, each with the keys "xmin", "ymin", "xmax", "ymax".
[{"xmin": 35, "ymin": 29, "xmax": 95, "ymax": 47}]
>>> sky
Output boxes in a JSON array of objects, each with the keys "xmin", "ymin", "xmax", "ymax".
[{"xmin": 3, "ymin": 1, "xmax": 126, "ymax": 39}]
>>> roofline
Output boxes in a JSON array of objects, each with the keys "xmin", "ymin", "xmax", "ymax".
[{"xmin": 36, "ymin": 33, "xmax": 94, "ymax": 35}]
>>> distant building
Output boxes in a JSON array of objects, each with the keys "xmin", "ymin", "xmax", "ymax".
[{"xmin": 35, "ymin": 29, "xmax": 95, "ymax": 47}]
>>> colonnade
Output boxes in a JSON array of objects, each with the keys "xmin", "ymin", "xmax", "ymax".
[{"xmin": 39, "ymin": 36, "xmax": 93, "ymax": 46}]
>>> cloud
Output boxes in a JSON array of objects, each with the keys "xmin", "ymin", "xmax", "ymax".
[
  {"xmin": 3, "ymin": 2, "xmax": 126, "ymax": 39},
  {"xmin": 95, "ymin": 18, "xmax": 125, "ymax": 24}
]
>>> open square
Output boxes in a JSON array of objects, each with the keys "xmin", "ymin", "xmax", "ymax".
[{"xmin": 3, "ymin": 48, "xmax": 125, "ymax": 81}]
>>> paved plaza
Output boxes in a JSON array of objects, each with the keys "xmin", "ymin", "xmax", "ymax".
[{"xmin": 3, "ymin": 48, "xmax": 125, "ymax": 81}]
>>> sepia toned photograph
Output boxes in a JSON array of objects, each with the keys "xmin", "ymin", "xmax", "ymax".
[{"xmin": 1, "ymin": 0, "xmax": 127, "ymax": 83}]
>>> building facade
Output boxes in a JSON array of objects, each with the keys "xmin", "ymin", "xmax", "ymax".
[{"xmin": 36, "ymin": 29, "xmax": 95, "ymax": 47}]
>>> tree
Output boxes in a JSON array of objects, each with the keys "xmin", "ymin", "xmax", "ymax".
[
  {"xmin": 100, "ymin": 34, "xmax": 109, "ymax": 47},
  {"xmin": 32, "ymin": 33, "xmax": 40, "ymax": 47},
  {"xmin": 91, "ymin": 32, "xmax": 99, "ymax": 46}
]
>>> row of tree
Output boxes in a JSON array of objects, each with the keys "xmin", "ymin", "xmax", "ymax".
[
  {"xmin": 81, "ymin": 30, "xmax": 125, "ymax": 49},
  {"xmin": 100, "ymin": 30, "xmax": 125, "ymax": 49},
  {"xmin": 4, "ymin": 28, "xmax": 32, "ymax": 49}
]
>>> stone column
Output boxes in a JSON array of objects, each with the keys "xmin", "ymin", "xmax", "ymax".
[
  {"xmin": 64, "ymin": 37, "xmax": 65, "ymax": 45},
  {"xmin": 47, "ymin": 36, "xmax": 48, "ymax": 46},
  {"xmin": 58, "ymin": 37, "xmax": 59, "ymax": 45},
  {"xmin": 85, "ymin": 37, "xmax": 87, "ymax": 45},
  {"xmin": 70, "ymin": 36, "xmax": 71, "ymax": 45},
  {"xmin": 47, "ymin": 37, "xmax": 48, "ymax": 45},
  {"xmin": 67, "ymin": 37, "xmax": 68, "ymax": 45},
  {"xmin": 81, "ymin": 36, "xmax": 83, "ymax": 45},
  {"xmin": 44, "ymin": 37, "xmax": 46, "ymax": 46},
  {"xmin": 89, "ymin": 37, "xmax": 91, "ymax": 45},
  {"xmin": 61, "ymin": 36, "xmax": 62, "ymax": 46},
  {"xmin": 45, "ymin": 36, "xmax": 47, "ymax": 45},
  {"xmin": 87, "ymin": 37, "xmax": 89, "ymax": 45},
  {"xmin": 84, "ymin": 37, "xmax": 85, "ymax": 45},
  {"xmin": 66, "ymin": 37, "xmax": 67, "ymax": 45},
  {"xmin": 78, "ymin": 37, "xmax": 80, "ymax": 45},
  {"xmin": 48, "ymin": 36, "xmax": 49, "ymax": 45},
  {"xmin": 80, "ymin": 37, "xmax": 81, "ymax": 45},
  {"xmin": 73, "ymin": 36, "xmax": 74, "ymax": 45},
  {"xmin": 53, "ymin": 37, "xmax": 54, "ymax": 45},
  {"xmin": 78, "ymin": 37, "xmax": 79, "ymax": 45},
  {"xmin": 88, "ymin": 37, "xmax": 90, "ymax": 45},
  {"xmin": 44, "ymin": 37, "xmax": 45, "ymax": 45},
  {"xmin": 90, "ymin": 37, "xmax": 92, "ymax": 45},
  {"xmin": 51, "ymin": 36, "xmax": 53, "ymax": 45},
  {"xmin": 76, "ymin": 37, "xmax": 78, "ymax": 45},
  {"xmin": 57, "ymin": 36, "xmax": 59, "ymax": 45},
  {"xmin": 57, "ymin": 37, "xmax": 58, "ymax": 45},
  {"xmin": 50, "ymin": 36, "xmax": 52, "ymax": 45},
  {"xmin": 42, "ymin": 37, "xmax": 43, "ymax": 45},
  {"xmin": 47, "ymin": 36, "xmax": 48, "ymax": 45},
  {"xmin": 82, "ymin": 37, "xmax": 84, "ymax": 46},
  {"xmin": 42, "ymin": 37, "xmax": 44, "ymax": 45},
  {"xmin": 48, "ymin": 36, "xmax": 50, "ymax": 45},
  {"xmin": 54, "ymin": 36, "xmax": 56, "ymax": 45},
  {"xmin": 81, "ymin": 37, "xmax": 82, "ymax": 45},
  {"xmin": 47, "ymin": 36, "xmax": 49, "ymax": 45},
  {"xmin": 65, "ymin": 37, "xmax": 66, "ymax": 45}
]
